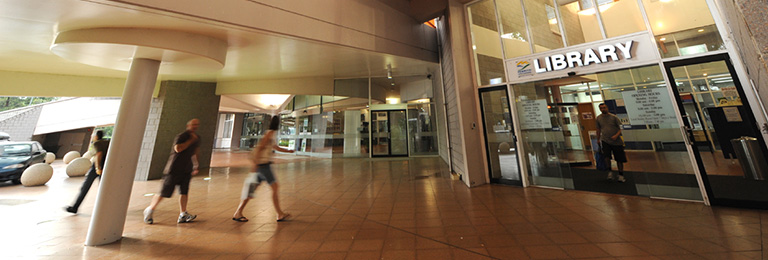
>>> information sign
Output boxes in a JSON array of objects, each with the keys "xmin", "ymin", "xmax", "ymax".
[{"xmin": 622, "ymin": 88, "xmax": 678, "ymax": 125}]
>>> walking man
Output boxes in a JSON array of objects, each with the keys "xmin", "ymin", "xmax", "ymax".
[
  {"xmin": 65, "ymin": 130, "xmax": 109, "ymax": 214},
  {"xmin": 596, "ymin": 103, "xmax": 627, "ymax": 182},
  {"xmin": 144, "ymin": 119, "xmax": 200, "ymax": 224}
]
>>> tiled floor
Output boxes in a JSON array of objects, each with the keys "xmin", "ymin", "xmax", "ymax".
[{"xmin": 0, "ymin": 155, "xmax": 766, "ymax": 259}]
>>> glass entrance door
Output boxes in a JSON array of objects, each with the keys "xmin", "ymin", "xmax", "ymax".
[
  {"xmin": 665, "ymin": 54, "xmax": 768, "ymax": 208},
  {"xmin": 479, "ymin": 86, "xmax": 522, "ymax": 185},
  {"xmin": 372, "ymin": 110, "xmax": 408, "ymax": 157}
]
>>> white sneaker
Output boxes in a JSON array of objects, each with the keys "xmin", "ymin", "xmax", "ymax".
[
  {"xmin": 143, "ymin": 207, "xmax": 154, "ymax": 224},
  {"xmin": 178, "ymin": 212, "xmax": 197, "ymax": 223},
  {"xmin": 606, "ymin": 172, "xmax": 614, "ymax": 181},
  {"xmin": 617, "ymin": 175, "xmax": 626, "ymax": 183}
]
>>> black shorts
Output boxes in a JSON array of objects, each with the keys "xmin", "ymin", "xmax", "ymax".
[
  {"xmin": 601, "ymin": 141, "xmax": 627, "ymax": 163},
  {"xmin": 160, "ymin": 173, "xmax": 191, "ymax": 198}
]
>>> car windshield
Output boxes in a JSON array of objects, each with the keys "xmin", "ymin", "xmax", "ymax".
[{"xmin": 0, "ymin": 144, "xmax": 32, "ymax": 157}]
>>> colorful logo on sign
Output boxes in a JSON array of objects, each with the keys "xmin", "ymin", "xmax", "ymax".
[{"xmin": 517, "ymin": 61, "xmax": 533, "ymax": 77}]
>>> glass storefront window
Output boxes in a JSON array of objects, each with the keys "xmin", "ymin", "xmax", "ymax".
[
  {"xmin": 510, "ymin": 65, "xmax": 702, "ymax": 201},
  {"xmin": 497, "ymin": 0, "xmax": 532, "ymax": 58},
  {"xmin": 523, "ymin": 0, "xmax": 565, "ymax": 52},
  {"xmin": 468, "ymin": 0, "xmax": 507, "ymax": 85},
  {"xmin": 642, "ymin": 0, "xmax": 724, "ymax": 58},
  {"xmin": 408, "ymin": 103, "xmax": 439, "ymax": 156},
  {"xmin": 557, "ymin": 0, "xmax": 602, "ymax": 45},
  {"xmin": 598, "ymin": 0, "xmax": 646, "ymax": 38}
]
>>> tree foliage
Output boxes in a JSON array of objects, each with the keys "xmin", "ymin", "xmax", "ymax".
[{"xmin": 0, "ymin": 97, "xmax": 59, "ymax": 112}]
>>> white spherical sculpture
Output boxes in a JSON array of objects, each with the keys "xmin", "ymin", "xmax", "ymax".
[
  {"xmin": 63, "ymin": 151, "xmax": 81, "ymax": 164},
  {"xmin": 20, "ymin": 163, "xmax": 54, "ymax": 186},
  {"xmin": 82, "ymin": 149, "xmax": 95, "ymax": 160},
  {"xmin": 44, "ymin": 152, "xmax": 55, "ymax": 164},
  {"xmin": 66, "ymin": 158, "xmax": 91, "ymax": 177}
]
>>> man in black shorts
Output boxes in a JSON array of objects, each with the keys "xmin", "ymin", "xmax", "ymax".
[
  {"xmin": 596, "ymin": 103, "xmax": 627, "ymax": 182},
  {"xmin": 144, "ymin": 119, "xmax": 200, "ymax": 224}
]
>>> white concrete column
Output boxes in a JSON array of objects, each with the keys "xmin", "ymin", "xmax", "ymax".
[{"xmin": 85, "ymin": 58, "xmax": 160, "ymax": 246}]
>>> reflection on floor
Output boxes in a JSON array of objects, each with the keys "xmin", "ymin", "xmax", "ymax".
[
  {"xmin": 210, "ymin": 150, "xmax": 315, "ymax": 168},
  {"xmin": 564, "ymin": 150, "xmax": 744, "ymax": 176},
  {"xmin": 0, "ymin": 156, "xmax": 765, "ymax": 259},
  {"xmin": 498, "ymin": 154, "xmax": 521, "ymax": 181}
]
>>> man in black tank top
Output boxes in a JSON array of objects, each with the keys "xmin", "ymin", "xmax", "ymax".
[{"xmin": 143, "ymin": 119, "xmax": 201, "ymax": 224}]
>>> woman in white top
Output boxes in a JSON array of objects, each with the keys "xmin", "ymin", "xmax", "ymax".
[{"xmin": 232, "ymin": 115, "xmax": 294, "ymax": 222}]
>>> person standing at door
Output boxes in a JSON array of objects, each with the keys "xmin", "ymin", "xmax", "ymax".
[
  {"xmin": 232, "ymin": 115, "xmax": 293, "ymax": 222},
  {"xmin": 596, "ymin": 103, "xmax": 627, "ymax": 182},
  {"xmin": 64, "ymin": 130, "xmax": 109, "ymax": 214},
  {"xmin": 143, "ymin": 118, "xmax": 200, "ymax": 224}
]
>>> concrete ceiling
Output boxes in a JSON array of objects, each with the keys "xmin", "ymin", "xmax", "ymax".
[{"xmin": 0, "ymin": 0, "xmax": 442, "ymax": 113}]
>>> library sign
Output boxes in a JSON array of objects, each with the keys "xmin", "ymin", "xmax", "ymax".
[{"xmin": 506, "ymin": 33, "xmax": 657, "ymax": 82}]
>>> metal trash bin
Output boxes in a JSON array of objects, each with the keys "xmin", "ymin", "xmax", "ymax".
[{"xmin": 730, "ymin": 137, "xmax": 768, "ymax": 180}]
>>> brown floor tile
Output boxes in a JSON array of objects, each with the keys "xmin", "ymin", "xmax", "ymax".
[
  {"xmin": 317, "ymin": 240, "xmax": 352, "ymax": 252},
  {"xmin": 0, "ymin": 156, "xmax": 765, "ymax": 259},
  {"xmin": 524, "ymin": 245, "xmax": 570, "ymax": 259},
  {"xmin": 545, "ymin": 232, "xmax": 589, "ymax": 244},
  {"xmin": 311, "ymin": 252, "xmax": 347, "ymax": 260},
  {"xmin": 596, "ymin": 242, "xmax": 650, "ymax": 257},
  {"xmin": 349, "ymin": 239, "xmax": 384, "ymax": 251},
  {"xmin": 486, "ymin": 246, "xmax": 530, "ymax": 260},
  {"xmin": 416, "ymin": 249, "xmax": 452, "ymax": 260},
  {"xmin": 344, "ymin": 251, "xmax": 381, "ymax": 260},
  {"xmin": 381, "ymin": 250, "xmax": 416, "ymax": 260},
  {"xmin": 450, "ymin": 248, "xmax": 492, "ymax": 260},
  {"xmin": 560, "ymin": 243, "xmax": 611, "ymax": 258}
]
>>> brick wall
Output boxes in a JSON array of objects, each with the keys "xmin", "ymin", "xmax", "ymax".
[
  {"xmin": 135, "ymin": 98, "xmax": 164, "ymax": 181},
  {"xmin": 437, "ymin": 15, "xmax": 467, "ymax": 177},
  {"xmin": 717, "ymin": 0, "xmax": 768, "ymax": 122},
  {"xmin": 0, "ymin": 106, "xmax": 42, "ymax": 141}
]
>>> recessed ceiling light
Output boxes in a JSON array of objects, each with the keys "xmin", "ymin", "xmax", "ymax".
[
  {"xmin": 698, "ymin": 29, "xmax": 704, "ymax": 32},
  {"xmin": 659, "ymin": 38, "xmax": 666, "ymax": 41}
]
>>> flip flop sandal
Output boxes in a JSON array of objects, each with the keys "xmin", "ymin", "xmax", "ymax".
[
  {"xmin": 232, "ymin": 216, "xmax": 249, "ymax": 222},
  {"xmin": 276, "ymin": 213, "xmax": 291, "ymax": 222}
]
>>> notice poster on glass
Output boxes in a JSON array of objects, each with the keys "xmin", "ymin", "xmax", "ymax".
[
  {"xmin": 622, "ymin": 88, "xmax": 678, "ymax": 125},
  {"xmin": 517, "ymin": 99, "xmax": 552, "ymax": 129}
]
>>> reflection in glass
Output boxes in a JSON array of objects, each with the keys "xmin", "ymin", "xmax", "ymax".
[
  {"xmin": 668, "ymin": 60, "xmax": 768, "ymax": 205},
  {"xmin": 390, "ymin": 111, "xmax": 408, "ymax": 155},
  {"xmin": 468, "ymin": 0, "xmax": 507, "ymax": 85},
  {"xmin": 408, "ymin": 103, "xmax": 439, "ymax": 155},
  {"xmin": 512, "ymin": 65, "xmax": 702, "ymax": 201},
  {"xmin": 597, "ymin": 0, "xmax": 646, "ymax": 38},
  {"xmin": 557, "ymin": 0, "xmax": 602, "ymax": 45},
  {"xmin": 480, "ymin": 88, "xmax": 521, "ymax": 183},
  {"xmin": 497, "ymin": 0, "xmax": 532, "ymax": 58},
  {"xmin": 523, "ymin": 0, "xmax": 564, "ymax": 52},
  {"xmin": 642, "ymin": 0, "xmax": 724, "ymax": 58}
]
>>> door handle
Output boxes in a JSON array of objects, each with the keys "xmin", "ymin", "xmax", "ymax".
[{"xmin": 681, "ymin": 126, "xmax": 693, "ymax": 146}]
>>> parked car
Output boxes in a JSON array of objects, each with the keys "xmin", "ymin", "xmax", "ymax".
[
  {"xmin": 0, "ymin": 132, "xmax": 9, "ymax": 141},
  {"xmin": 0, "ymin": 141, "xmax": 46, "ymax": 184}
]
